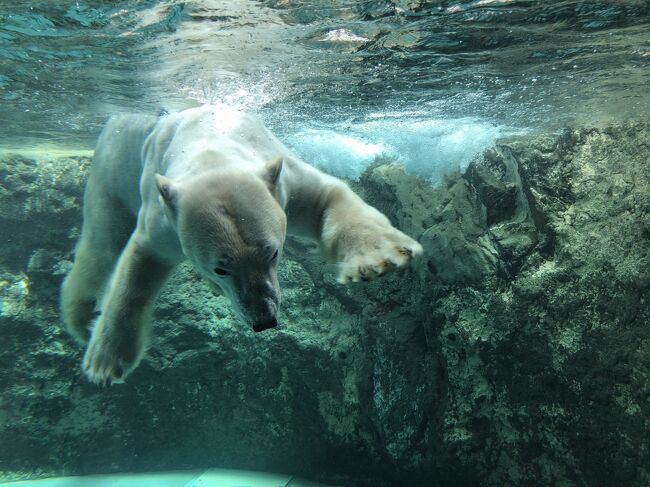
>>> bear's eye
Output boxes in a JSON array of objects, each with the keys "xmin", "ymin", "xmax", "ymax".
[
  {"xmin": 214, "ymin": 267, "xmax": 229, "ymax": 276},
  {"xmin": 271, "ymin": 249, "xmax": 279, "ymax": 261}
]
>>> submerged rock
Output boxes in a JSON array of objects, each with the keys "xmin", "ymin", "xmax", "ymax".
[{"xmin": 0, "ymin": 123, "xmax": 649, "ymax": 486}]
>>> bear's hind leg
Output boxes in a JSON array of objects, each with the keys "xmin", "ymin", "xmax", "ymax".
[{"xmin": 61, "ymin": 186, "xmax": 135, "ymax": 342}]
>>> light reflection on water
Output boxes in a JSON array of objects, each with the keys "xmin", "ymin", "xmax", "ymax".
[{"xmin": 0, "ymin": 1, "xmax": 648, "ymax": 170}]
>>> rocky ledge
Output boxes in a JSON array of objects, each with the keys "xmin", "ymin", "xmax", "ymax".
[{"xmin": 1, "ymin": 123, "xmax": 649, "ymax": 486}]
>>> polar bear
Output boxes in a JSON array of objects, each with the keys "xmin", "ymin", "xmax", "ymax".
[{"xmin": 60, "ymin": 105, "xmax": 422, "ymax": 385}]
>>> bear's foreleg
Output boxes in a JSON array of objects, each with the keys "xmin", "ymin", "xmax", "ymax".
[
  {"xmin": 282, "ymin": 159, "xmax": 422, "ymax": 283},
  {"xmin": 319, "ymin": 184, "xmax": 423, "ymax": 283},
  {"xmin": 83, "ymin": 234, "xmax": 175, "ymax": 385}
]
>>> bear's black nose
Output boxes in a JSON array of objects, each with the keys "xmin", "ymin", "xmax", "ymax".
[{"xmin": 253, "ymin": 317, "xmax": 278, "ymax": 333}]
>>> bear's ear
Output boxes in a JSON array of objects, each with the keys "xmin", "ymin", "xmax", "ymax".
[
  {"xmin": 154, "ymin": 174, "xmax": 178, "ymax": 207},
  {"xmin": 261, "ymin": 157, "xmax": 283, "ymax": 189}
]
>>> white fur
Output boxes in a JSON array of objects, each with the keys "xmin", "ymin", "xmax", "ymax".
[{"xmin": 60, "ymin": 105, "xmax": 422, "ymax": 385}]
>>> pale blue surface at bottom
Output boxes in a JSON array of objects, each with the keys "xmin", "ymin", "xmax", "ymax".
[{"xmin": 0, "ymin": 468, "xmax": 329, "ymax": 487}]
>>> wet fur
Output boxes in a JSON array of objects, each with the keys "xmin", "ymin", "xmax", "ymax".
[{"xmin": 61, "ymin": 105, "xmax": 422, "ymax": 385}]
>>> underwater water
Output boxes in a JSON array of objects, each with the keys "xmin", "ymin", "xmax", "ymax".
[
  {"xmin": 1, "ymin": 1, "xmax": 650, "ymax": 486},
  {"xmin": 2, "ymin": 1, "xmax": 649, "ymax": 176}
]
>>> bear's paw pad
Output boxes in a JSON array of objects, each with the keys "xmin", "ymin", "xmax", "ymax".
[
  {"xmin": 337, "ymin": 231, "xmax": 422, "ymax": 284},
  {"xmin": 82, "ymin": 332, "xmax": 135, "ymax": 386}
]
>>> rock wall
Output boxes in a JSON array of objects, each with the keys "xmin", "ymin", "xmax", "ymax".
[{"xmin": 1, "ymin": 123, "xmax": 649, "ymax": 486}]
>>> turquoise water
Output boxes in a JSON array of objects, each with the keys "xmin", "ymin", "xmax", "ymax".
[
  {"xmin": 1, "ymin": 2, "xmax": 650, "ymax": 486},
  {"xmin": 1, "ymin": 1, "xmax": 649, "ymax": 174}
]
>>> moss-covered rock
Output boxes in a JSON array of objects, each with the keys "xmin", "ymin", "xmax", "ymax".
[{"xmin": 1, "ymin": 124, "xmax": 649, "ymax": 486}]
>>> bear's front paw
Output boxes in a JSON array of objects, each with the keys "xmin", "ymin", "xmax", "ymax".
[
  {"xmin": 83, "ymin": 323, "xmax": 140, "ymax": 386},
  {"xmin": 337, "ymin": 228, "xmax": 423, "ymax": 284}
]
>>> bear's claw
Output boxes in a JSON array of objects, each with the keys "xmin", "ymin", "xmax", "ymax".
[
  {"xmin": 398, "ymin": 246, "xmax": 413, "ymax": 257},
  {"xmin": 82, "ymin": 330, "xmax": 135, "ymax": 385},
  {"xmin": 337, "ymin": 234, "xmax": 423, "ymax": 284}
]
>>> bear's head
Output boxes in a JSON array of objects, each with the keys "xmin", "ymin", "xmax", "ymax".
[{"xmin": 155, "ymin": 159, "xmax": 286, "ymax": 333}]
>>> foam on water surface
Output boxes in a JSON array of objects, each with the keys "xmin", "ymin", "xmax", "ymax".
[{"xmin": 283, "ymin": 112, "xmax": 521, "ymax": 182}]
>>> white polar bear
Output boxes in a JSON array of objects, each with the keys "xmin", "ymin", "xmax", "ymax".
[{"xmin": 60, "ymin": 105, "xmax": 422, "ymax": 385}]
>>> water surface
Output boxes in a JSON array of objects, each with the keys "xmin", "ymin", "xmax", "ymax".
[{"xmin": 1, "ymin": 0, "xmax": 649, "ymax": 178}]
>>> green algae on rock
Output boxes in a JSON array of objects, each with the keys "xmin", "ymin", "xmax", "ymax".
[{"xmin": 1, "ymin": 124, "xmax": 649, "ymax": 486}]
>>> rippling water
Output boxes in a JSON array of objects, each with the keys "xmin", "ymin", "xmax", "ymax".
[{"xmin": 1, "ymin": 1, "xmax": 649, "ymax": 178}]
